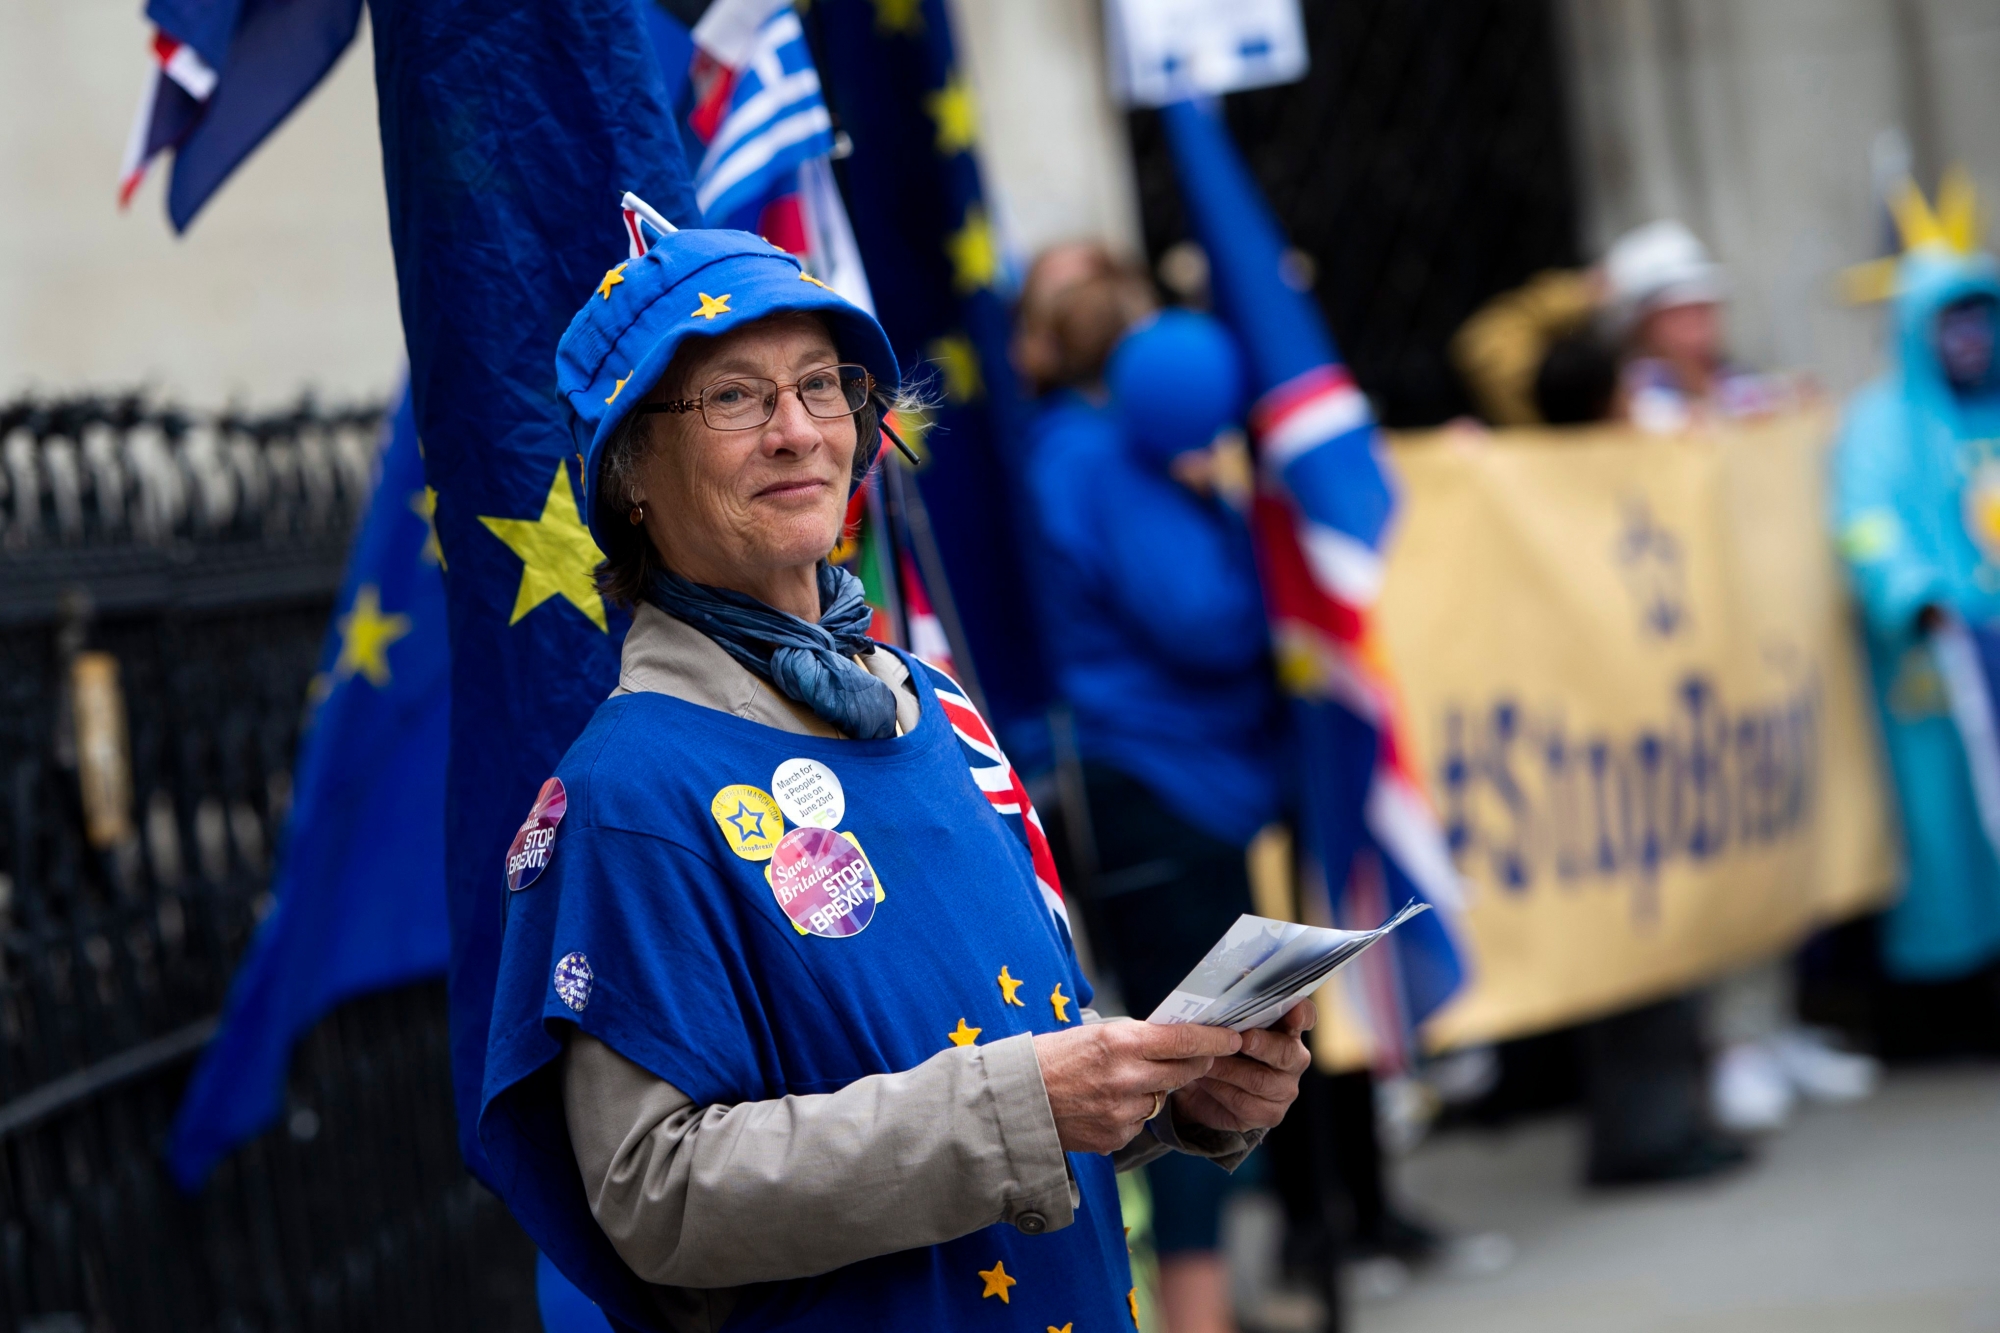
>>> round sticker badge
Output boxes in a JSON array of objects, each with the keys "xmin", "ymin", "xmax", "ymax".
[
  {"xmin": 771, "ymin": 758, "xmax": 845, "ymax": 830},
  {"xmin": 553, "ymin": 951, "xmax": 593, "ymax": 1012},
  {"xmin": 768, "ymin": 827, "xmax": 878, "ymax": 938},
  {"xmin": 507, "ymin": 777, "xmax": 567, "ymax": 892},
  {"xmin": 710, "ymin": 784, "xmax": 784, "ymax": 860}
]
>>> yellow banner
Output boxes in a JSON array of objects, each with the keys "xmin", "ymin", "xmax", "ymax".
[{"xmin": 1356, "ymin": 410, "xmax": 1895, "ymax": 1051}]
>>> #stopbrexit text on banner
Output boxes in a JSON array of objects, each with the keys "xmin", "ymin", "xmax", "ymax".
[{"xmin": 1355, "ymin": 410, "xmax": 1895, "ymax": 1049}]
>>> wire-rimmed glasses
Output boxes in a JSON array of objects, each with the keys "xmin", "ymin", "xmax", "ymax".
[{"xmin": 635, "ymin": 363, "xmax": 875, "ymax": 432}]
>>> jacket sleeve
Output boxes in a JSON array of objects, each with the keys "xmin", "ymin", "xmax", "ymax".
[
  {"xmin": 1831, "ymin": 391, "xmax": 1949, "ymax": 641},
  {"xmin": 565, "ymin": 1016, "xmax": 1266, "ymax": 1289},
  {"xmin": 562, "ymin": 1030, "xmax": 1074, "ymax": 1289}
]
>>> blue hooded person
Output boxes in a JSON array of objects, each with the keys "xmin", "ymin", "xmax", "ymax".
[
  {"xmin": 1833, "ymin": 171, "xmax": 2000, "ymax": 983},
  {"xmin": 1021, "ymin": 306, "xmax": 1290, "ymax": 1315}
]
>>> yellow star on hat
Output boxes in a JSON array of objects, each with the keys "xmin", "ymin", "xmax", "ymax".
[
  {"xmin": 333, "ymin": 584, "xmax": 412, "ymax": 687},
  {"xmin": 597, "ymin": 262, "xmax": 627, "ymax": 301},
  {"xmin": 693, "ymin": 291, "xmax": 733, "ymax": 320},
  {"xmin": 605, "ymin": 371, "xmax": 633, "ymax": 405},
  {"xmin": 478, "ymin": 463, "xmax": 609, "ymax": 631}
]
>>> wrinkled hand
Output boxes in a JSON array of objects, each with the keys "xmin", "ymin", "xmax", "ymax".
[
  {"xmin": 1033, "ymin": 1019, "xmax": 1242, "ymax": 1154},
  {"xmin": 1171, "ymin": 999, "xmax": 1315, "ymax": 1135}
]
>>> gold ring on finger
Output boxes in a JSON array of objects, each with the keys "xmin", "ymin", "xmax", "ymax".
[{"xmin": 1149, "ymin": 1090, "xmax": 1166, "ymax": 1121}]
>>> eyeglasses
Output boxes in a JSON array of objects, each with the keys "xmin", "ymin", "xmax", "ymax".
[{"xmin": 635, "ymin": 363, "xmax": 875, "ymax": 432}]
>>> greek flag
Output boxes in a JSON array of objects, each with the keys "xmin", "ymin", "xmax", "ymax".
[{"xmin": 693, "ymin": 5, "xmax": 834, "ymax": 226}]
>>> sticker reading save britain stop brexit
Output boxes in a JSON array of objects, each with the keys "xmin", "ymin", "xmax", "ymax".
[
  {"xmin": 771, "ymin": 758, "xmax": 844, "ymax": 829},
  {"xmin": 769, "ymin": 826, "xmax": 878, "ymax": 937},
  {"xmin": 507, "ymin": 777, "xmax": 567, "ymax": 892}
]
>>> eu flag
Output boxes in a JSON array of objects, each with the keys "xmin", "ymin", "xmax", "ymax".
[
  {"xmin": 168, "ymin": 387, "xmax": 450, "ymax": 1188},
  {"xmin": 807, "ymin": 0, "xmax": 1051, "ymax": 745},
  {"xmin": 365, "ymin": 0, "xmax": 699, "ymax": 1181}
]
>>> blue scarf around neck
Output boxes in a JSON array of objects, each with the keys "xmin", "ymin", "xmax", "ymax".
[{"xmin": 645, "ymin": 562, "xmax": 901, "ymax": 740}]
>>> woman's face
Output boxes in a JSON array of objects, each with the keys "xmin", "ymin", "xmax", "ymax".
[{"xmin": 634, "ymin": 313, "xmax": 858, "ymax": 592}]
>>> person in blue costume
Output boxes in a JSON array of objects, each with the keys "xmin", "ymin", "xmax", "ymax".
[
  {"xmin": 1022, "ymin": 303, "xmax": 1284, "ymax": 1332},
  {"xmin": 477, "ymin": 223, "xmax": 1318, "ymax": 1333},
  {"xmin": 1833, "ymin": 218, "xmax": 2000, "ymax": 986}
]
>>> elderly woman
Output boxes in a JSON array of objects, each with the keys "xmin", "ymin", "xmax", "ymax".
[{"xmin": 478, "ymin": 226, "xmax": 1315, "ymax": 1333}]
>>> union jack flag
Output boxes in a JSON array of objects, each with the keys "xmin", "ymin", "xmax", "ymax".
[
  {"xmin": 919, "ymin": 661, "xmax": 1070, "ymax": 939},
  {"xmin": 1161, "ymin": 99, "xmax": 1465, "ymax": 1070},
  {"xmin": 118, "ymin": 30, "xmax": 216, "ymax": 208}
]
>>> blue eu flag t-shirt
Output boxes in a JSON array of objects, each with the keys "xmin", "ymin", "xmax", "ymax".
[{"xmin": 480, "ymin": 652, "xmax": 1135, "ymax": 1331}]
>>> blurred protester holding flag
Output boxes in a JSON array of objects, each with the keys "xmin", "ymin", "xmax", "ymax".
[
  {"xmin": 1023, "ymin": 300, "xmax": 1277, "ymax": 1333},
  {"xmin": 1834, "ymin": 170, "xmax": 2000, "ymax": 1030}
]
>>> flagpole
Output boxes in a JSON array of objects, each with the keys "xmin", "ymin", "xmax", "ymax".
[{"xmin": 884, "ymin": 454, "xmax": 988, "ymax": 714}]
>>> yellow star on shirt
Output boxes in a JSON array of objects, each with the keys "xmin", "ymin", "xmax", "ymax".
[
  {"xmin": 1049, "ymin": 1325, "xmax": 1073, "ymax": 1333},
  {"xmin": 871, "ymin": 0, "xmax": 922, "ymax": 34},
  {"xmin": 692, "ymin": 291, "xmax": 732, "ymax": 320},
  {"xmin": 410, "ymin": 486, "xmax": 445, "ymax": 568},
  {"xmin": 1129, "ymin": 1287, "xmax": 1141, "ymax": 1322},
  {"xmin": 925, "ymin": 73, "xmax": 977, "ymax": 157},
  {"xmin": 945, "ymin": 205, "xmax": 999, "ymax": 294},
  {"xmin": 996, "ymin": 966, "xmax": 1026, "ymax": 1007},
  {"xmin": 1049, "ymin": 983, "xmax": 1072, "ymax": 1024},
  {"xmin": 478, "ymin": 462, "xmax": 609, "ymax": 632},
  {"xmin": 926, "ymin": 332, "xmax": 984, "ymax": 403},
  {"xmin": 977, "ymin": 1259, "xmax": 1016, "ymax": 1303},
  {"xmin": 947, "ymin": 1017, "xmax": 982, "ymax": 1047},
  {"xmin": 596, "ymin": 262, "xmax": 627, "ymax": 300},
  {"xmin": 605, "ymin": 370, "xmax": 633, "ymax": 405},
  {"xmin": 333, "ymin": 584, "xmax": 411, "ymax": 687}
]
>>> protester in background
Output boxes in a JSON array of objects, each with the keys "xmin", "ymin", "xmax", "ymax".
[
  {"xmin": 1453, "ymin": 220, "xmax": 1794, "ymax": 433},
  {"xmin": 1011, "ymin": 241, "xmax": 1157, "ymax": 398},
  {"xmin": 1023, "ymin": 307, "xmax": 1275, "ymax": 1333},
  {"xmin": 1451, "ymin": 266, "xmax": 1603, "ymax": 426},
  {"xmin": 1833, "ymin": 234, "xmax": 2000, "ymax": 1003}
]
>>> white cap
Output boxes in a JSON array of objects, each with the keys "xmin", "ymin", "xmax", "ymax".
[{"xmin": 1604, "ymin": 220, "xmax": 1726, "ymax": 330}]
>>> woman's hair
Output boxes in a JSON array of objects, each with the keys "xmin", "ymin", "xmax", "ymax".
[
  {"xmin": 591, "ymin": 361, "xmax": 887, "ymax": 609},
  {"xmin": 1011, "ymin": 243, "xmax": 1157, "ymax": 395}
]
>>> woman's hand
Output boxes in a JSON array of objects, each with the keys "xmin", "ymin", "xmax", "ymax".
[
  {"xmin": 1033, "ymin": 1019, "xmax": 1242, "ymax": 1154},
  {"xmin": 1170, "ymin": 999, "xmax": 1316, "ymax": 1135}
]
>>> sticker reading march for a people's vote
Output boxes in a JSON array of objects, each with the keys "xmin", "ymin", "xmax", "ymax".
[
  {"xmin": 710, "ymin": 783, "xmax": 785, "ymax": 860},
  {"xmin": 768, "ymin": 826, "xmax": 878, "ymax": 938},
  {"xmin": 771, "ymin": 758, "xmax": 845, "ymax": 829},
  {"xmin": 506, "ymin": 777, "xmax": 567, "ymax": 892}
]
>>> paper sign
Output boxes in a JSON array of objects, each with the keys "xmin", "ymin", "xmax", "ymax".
[{"xmin": 1105, "ymin": 0, "xmax": 1308, "ymax": 109}]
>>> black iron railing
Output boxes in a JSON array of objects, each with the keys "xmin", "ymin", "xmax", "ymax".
[{"xmin": 0, "ymin": 394, "xmax": 534, "ymax": 1333}]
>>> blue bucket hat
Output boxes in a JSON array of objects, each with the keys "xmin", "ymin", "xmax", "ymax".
[{"xmin": 556, "ymin": 222, "xmax": 900, "ymax": 552}]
